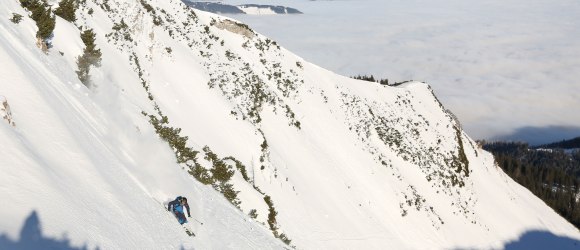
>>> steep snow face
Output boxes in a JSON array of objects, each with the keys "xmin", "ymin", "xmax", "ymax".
[
  {"xmin": 0, "ymin": 1, "xmax": 284, "ymax": 249},
  {"xmin": 0, "ymin": 0, "xmax": 579, "ymax": 249}
]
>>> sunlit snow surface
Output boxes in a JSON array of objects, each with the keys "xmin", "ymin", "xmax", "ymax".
[{"xmin": 1, "ymin": 0, "xmax": 580, "ymax": 249}]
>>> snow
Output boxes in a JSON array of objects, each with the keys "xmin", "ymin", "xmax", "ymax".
[
  {"xmin": 238, "ymin": 7, "xmax": 277, "ymax": 15},
  {"xmin": 1, "ymin": 0, "xmax": 579, "ymax": 249},
  {"xmin": 0, "ymin": 1, "xmax": 283, "ymax": 249}
]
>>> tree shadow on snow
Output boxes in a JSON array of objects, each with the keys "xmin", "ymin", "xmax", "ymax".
[
  {"xmin": 0, "ymin": 210, "xmax": 96, "ymax": 250},
  {"xmin": 502, "ymin": 230, "xmax": 580, "ymax": 250}
]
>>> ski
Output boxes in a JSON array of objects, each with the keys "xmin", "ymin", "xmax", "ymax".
[
  {"xmin": 160, "ymin": 202, "xmax": 196, "ymax": 237},
  {"xmin": 183, "ymin": 225, "xmax": 195, "ymax": 237}
]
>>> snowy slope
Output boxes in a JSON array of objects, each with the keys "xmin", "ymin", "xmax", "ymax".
[
  {"xmin": 1, "ymin": 0, "xmax": 579, "ymax": 249},
  {"xmin": 0, "ymin": 1, "xmax": 283, "ymax": 249}
]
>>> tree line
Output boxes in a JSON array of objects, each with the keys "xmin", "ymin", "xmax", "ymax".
[
  {"xmin": 483, "ymin": 141, "xmax": 580, "ymax": 229},
  {"xmin": 351, "ymin": 74, "xmax": 389, "ymax": 85}
]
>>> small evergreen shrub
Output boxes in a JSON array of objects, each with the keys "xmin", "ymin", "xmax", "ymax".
[
  {"xmin": 99, "ymin": 0, "xmax": 111, "ymax": 11},
  {"xmin": 264, "ymin": 195, "xmax": 278, "ymax": 232},
  {"xmin": 224, "ymin": 157, "xmax": 251, "ymax": 183},
  {"xmin": 139, "ymin": 0, "xmax": 154, "ymax": 13},
  {"xmin": 202, "ymin": 146, "xmax": 241, "ymax": 206},
  {"xmin": 10, "ymin": 13, "xmax": 23, "ymax": 24},
  {"xmin": 453, "ymin": 126, "xmax": 469, "ymax": 177},
  {"xmin": 219, "ymin": 182, "xmax": 240, "ymax": 207},
  {"xmin": 248, "ymin": 209, "xmax": 258, "ymax": 219},
  {"xmin": 296, "ymin": 61, "xmax": 303, "ymax": 69},
  {"xmin": 189, "ymin": 164, "xmax": 213, "ymax": 185},
  {"xmin": 210, "ymin": 159, "xmax": 234, "ymax": 183},
  {"xmin": 278, "ymin": 233, "xmax": 292, "ymax": 246},
  {"xmin": 260, "ymin": 139, "xmax": 268, "ymax": 151},
  {"xmin": 263, "ymin": 195, "xmax": 292, "ymax": 245},
  {"xmin": 138, "ymin": 0, "xmax": 163, "ymax": 25},
  {"xmin": 111, "ymin": 19, "xmax": 128, "ymax": 31}
]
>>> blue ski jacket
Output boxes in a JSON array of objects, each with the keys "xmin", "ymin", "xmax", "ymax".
[{"xmin": 168, "ymin": 197, "xmax": 191, "ymax": 217}]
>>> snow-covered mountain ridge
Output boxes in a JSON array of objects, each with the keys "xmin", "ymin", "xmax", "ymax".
[
  {"xmin": 182, "ymin": 1, "xmax": 303, "ymax": 15},
  {"xmin": 1, "ymin": 0, "xmax": 579, "ymax": 249}
]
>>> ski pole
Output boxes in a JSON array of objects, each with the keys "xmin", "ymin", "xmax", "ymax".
[{"xmin": 191, "ymin": 217, "xmax": 204, "ymax": 225}]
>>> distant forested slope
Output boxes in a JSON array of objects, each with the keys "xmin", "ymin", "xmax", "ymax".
[{"xmin": 483, "ymin": 141, "xmax": 580, "ymax": 229}]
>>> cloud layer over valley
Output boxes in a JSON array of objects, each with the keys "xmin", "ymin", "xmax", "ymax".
[{"xmin": 223, "ymin": 0, "xmax": 580, "ymax": 144}]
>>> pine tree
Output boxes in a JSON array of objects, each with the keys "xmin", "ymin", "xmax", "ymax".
[
  {"xmin": 79, "ymin": 29, "xmax": 102, "ymax": 65},
  {"xmin": 36, "ymin": 6, "xmax": 55, "ymax": 42},
  {"xmin": 20, "ymin": 0, "xmax": 55, "ymax": 43},
  {"xmin": 76, "ymin": 29, "xmax": 102, "ymax": 87},
  {"xmin": 54, "ymin": 0, "xmax": 76, "ymax": 22}
]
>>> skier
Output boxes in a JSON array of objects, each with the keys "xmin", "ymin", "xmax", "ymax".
[{"xmin": 168, "ymin": 196, "xmax": 191, "ymax": 224}]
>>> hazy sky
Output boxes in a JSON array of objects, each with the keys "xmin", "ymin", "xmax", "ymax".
[{"xmin": 219, "ymin": 0, "xmax": 580, "ymax": 144}]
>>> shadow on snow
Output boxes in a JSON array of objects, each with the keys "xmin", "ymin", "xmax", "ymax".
[
  {"xmin": 0, "ymin": 210, "xmax": 96, "ymax": 250},
  {"xmin": 502, "ymin": 230, "xmax": 580, "ymax": 250}
]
